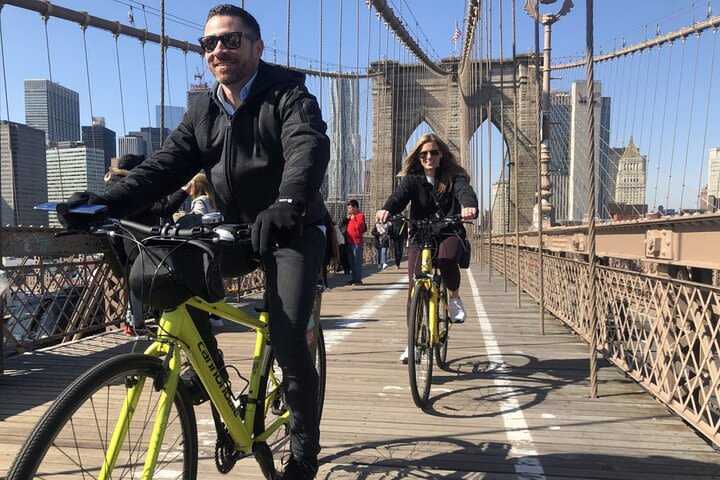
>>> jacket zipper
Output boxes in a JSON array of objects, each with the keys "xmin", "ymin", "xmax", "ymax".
[{"xmin": 223, "ymin": 114, "xmax": 234, "ymax": 203}]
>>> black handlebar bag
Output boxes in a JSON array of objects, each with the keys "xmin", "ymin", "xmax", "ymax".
[{"xmin": 128, "ymin": 239, "xmax": 225, "ymax": 311}]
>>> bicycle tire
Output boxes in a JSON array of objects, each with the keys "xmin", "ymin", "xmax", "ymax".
[
  {"xmin": 408, "ymin": 283, "xmax": 433, "ymax": 408},
  {"xmin": 435, "ymin": 284, "xmax": 451, "ymax": 370},
  {"xmin": 253, "ymin": 324, "xmax": 326, "ymax": 458},
  {"xmin": 7, "ymin": 353, "xmax": 198, "ymax": 480}
]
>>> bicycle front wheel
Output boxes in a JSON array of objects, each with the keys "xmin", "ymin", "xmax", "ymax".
[
  {"xmin": 435, "ymin": 283, "xmax": 451, "ymax": 370},
  {"xmin": 8, "ymin": 353, "xmax": 198, "ymax": 480},
  {"xmin": 408, "ymin": 283, "xmax": 433, "ymax": 408}
]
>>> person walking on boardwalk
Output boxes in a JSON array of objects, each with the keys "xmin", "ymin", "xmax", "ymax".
[
  {"xmin": 375, "ymin": 133, "xmax": 478, "ymax": 362},
  {"xmin": 345, "ymin": 199, "xmax": 367, "ymax": 285},
  {"xmin": 59, "ymin": 5, "xmax": 329, "ymax": 478}
]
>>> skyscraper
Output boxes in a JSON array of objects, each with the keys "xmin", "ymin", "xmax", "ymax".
[
  {"xmin": 124, "ymin": 127, "xmax": 170, "ymax": 158},
  {"xmin": 46, "ymin": 142, "xmax": 105, "ymax": 226},
  {"xmin": 548, "ymin": 92, "xmax": 571, "ymax": 221},
  {"xmin": 614, "ymin": 136, "xmax": 647, "ymax": 206},
  {"xmin": 567, "ymin": 81, "xmax": 611, "ymax": 222},
  {"xmin": 707, "ymin": 147, "xmax": 720, "ymax": 199},
  {"xmin": 0, "ymin": 121, "xmax": 47, "ymax": 226},
  {"xmin": 118, "ymin": 135, "xmax": 147, "ymax": 157},
  {"xmin": 155, "ymin": 105, "xmax": 186, "ymax": 132},
  {"xmin": 187, "ymin": 79, "xmax": 210, "ymax": 110},
  {"xmin": 24, "ymin": 79, "xmax": 80, "ymax": 146},
  {"xmin": 82, "ymin": 116, "xmax": 116, "ymax": 171},
  {"xmin": 326, "ymin": 77, "xmax": 361, "ymax": 201},
  {"xmin": 491, "ymin": 179, "xmax": 510, "ymax": 234}
]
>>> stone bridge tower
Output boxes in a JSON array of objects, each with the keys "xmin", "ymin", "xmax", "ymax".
[{"xmin": 370, "ymin": 55, "xmax": 539, "ymax": 231}]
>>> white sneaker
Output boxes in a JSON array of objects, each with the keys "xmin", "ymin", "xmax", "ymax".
[
  {"xmin": 209, "ymin": 316, "xmax": 224, "ymax": 328},
  {"xmin": 382, "ymin": 263, "xmax": 388, "ymax": 269},
  {"xmin": 399, "ymin": 346, "xmax": 409, "ymax": 364},
  {"xmin": 449, "ymin": 297, "xmax": 466, "ymax": 323}
]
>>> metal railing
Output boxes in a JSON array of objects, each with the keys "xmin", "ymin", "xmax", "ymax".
[
  {"xmin": 0, "ymin": 227, "xmax": 266, "ymax": 364},
  {"xmin": 479, "ymin": 240, "xmax": 720, "ymax": 447}
]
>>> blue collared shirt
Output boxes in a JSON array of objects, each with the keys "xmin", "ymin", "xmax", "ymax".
[{"xmin": 216, "ymin": 71, "xmax": 258, "ymax": 115}]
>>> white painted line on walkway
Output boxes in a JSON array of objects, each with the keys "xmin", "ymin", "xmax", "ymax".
[
  {"xmin": 323, "ymin": 277, "xmax": 407, "ymax": 352},
  {"xmin": 467, "ymin": 269, "xmax": 546, "ymax": 480}
]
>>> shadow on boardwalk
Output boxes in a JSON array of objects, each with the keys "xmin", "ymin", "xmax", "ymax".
[{"xmin": 320, "ymin": 438, "xmax": 720, "ymax": 479}]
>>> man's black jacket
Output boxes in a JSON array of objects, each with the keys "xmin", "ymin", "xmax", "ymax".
[
  {"xmin": 105, "ymin": 60, "xmax": 330, "ymax": 226},
  {"xmin": 382, "ymin": 174, "xmax": 478, "ymax": 236}
]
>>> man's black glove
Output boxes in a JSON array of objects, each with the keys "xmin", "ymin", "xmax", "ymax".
[
  {"xmin": 57, "ymin": 191, "xmax": 109, "ymax": 232},
  {"xmin": 251, "ymin": 202, "xmax": 304, "ymax": 255}
]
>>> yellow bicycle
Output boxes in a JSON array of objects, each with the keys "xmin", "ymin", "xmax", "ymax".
[
  {"xmin": 393, "ymin": 214, "xmax": 465, "ymax": 408},
  {"xmin": 8, "ymin": 213, "xmax": 326, "ymax": 480}
]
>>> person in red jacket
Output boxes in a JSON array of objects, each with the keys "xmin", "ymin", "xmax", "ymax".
[{"xmin": 345, "ymin": 199, "xmax": 366, "ymax": 285}]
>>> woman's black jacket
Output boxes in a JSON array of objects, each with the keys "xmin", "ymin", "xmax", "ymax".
[{"xmin": 382, "ymin": 173, "xmax": 478, "ymax": 236}]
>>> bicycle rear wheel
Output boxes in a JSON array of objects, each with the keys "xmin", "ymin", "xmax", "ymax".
[
  {"xmin": 254, "ymin": 324, "xmax": 326, "ymax": 469},
  {"xmin": 7, "ymin": 353, "xmax": 198, "ymax": 480},
  {"xmin": 435, "ymin": 284, "xmax": 451, "ymax": 370},
  {"xmin": 408, "ymin": 283, "xmax": 433, "ymax": 408}
]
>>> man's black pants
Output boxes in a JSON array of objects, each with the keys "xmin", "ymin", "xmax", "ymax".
[{"xmin": 191, "ymin": 226, "xmax": 325, "ymax": 460}]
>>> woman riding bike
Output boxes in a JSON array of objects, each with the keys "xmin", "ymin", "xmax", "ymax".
[{"xmin": 375, "ymin": 133, "xmax": 478, "ymax": 363}]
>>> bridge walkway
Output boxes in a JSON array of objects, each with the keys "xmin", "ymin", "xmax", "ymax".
[{"xmin": 1, "ymin": 262, "xmax": 719, "ymax": 479}]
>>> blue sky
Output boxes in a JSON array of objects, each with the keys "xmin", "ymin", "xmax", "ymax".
[{"xmin": 0, "ymin": 0, "xmax": 717, "ymax": 210}]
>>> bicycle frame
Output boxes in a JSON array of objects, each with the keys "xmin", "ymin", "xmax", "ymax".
[
  {"xmin": 414, "ymin": 246, "xmax": 442, "ymax": 348},
  {"xmin": 99, "ymin": 296, "xmax": 286, "ymax": 478}
]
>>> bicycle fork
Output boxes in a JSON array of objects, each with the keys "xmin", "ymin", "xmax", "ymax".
[{"xmin": 99, "ymin": 341, "xmax": 182, "ymax": 480}]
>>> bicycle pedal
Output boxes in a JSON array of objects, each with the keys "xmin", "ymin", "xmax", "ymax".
[{"xmin": 252, "ymin": 441, "xmax": 277, "ymax": 480}]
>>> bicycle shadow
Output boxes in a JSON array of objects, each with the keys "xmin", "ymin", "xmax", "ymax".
[
  {"xmin": 318, "ymin": 437, "xmax": 720, "ymax": 479},
  {"xmin": 418, "ymin": 354, "xmax": 616, "ymax": 419}
]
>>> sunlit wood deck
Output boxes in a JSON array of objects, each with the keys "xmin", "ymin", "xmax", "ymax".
[{"xmin": 1, "ymin": 262, "xmax": 719, "ymax": 479}]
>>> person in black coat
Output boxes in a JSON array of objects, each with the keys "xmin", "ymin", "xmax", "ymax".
[
  {"xmin": 376, "ymin": 133, "xmax": 478, "ymax": 361},
  {"xmin": 60, "ymin": 7, "xmax": 330, "ymax": 475}
]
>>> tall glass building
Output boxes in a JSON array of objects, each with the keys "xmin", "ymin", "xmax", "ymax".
[
  {"xmin": 24, "ymin": 79, "xmax": 80, "ymax": 146},
  {"xmin": 0, "ymin": 121, "xmax": 47, "ymax": 226},
  {"xmin": 326, "ymin": 77, "xmax": 361, "ymax": 203}
]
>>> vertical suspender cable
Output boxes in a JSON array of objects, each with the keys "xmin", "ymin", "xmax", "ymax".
[
  {"xmin": 0, "ymin": 6, "xmax": 17, "ymax": 225},
  {"xmin": 43, "ymin": 16, "xmax": 65, "ymax": 200},
  {"xmin": 697, "ymin": 29, "xmax": 717, "ymax": 208},
  {"xmin": 499, "ymin": 0, "xmax": 508, "ymax": 291},
  {"xmin": 664, "ymin": 39, "xmax": 687, "ymax": 209},
  {"xmin": 487, "ymin": 0, "xmax": 493, "ymax": 281},
  {"xmin": 319, "ymin": 0, "xmax": 323, "ymax": 106},
  {"xmin": 512, "ymin": 0, "xmax": 521, "ymax": 306},
  {"xmin": 81, "ymin": 25, "xmax": 99, "ymax": 170},
  {"xmin": 286, "ymin": 0, "xmax": 291, "ymax": 67},
  {"xmin": 478, "ymin": 8, "xmax": 484, "ymax": 266},
  {"xmin": 140, "ymin": 6, "xmax": 153, "ymax": 127},
  {"xmin": 651, "ymin": 46, "xmax": 674, "ymax": 211},
  {"xmin": 586, "ymin": 0, "xmax": 599, "ymax": 399},
  {"xmin": 534, "ymin": 0, "xmax": 545, "ymax": 334},
  {"xmin": 159, "ymin": 0, "xmax": 165, "ymax": 144},
  {"xmin": 678, "ymin": 34, "xmax": 701, "ymax": 209}
]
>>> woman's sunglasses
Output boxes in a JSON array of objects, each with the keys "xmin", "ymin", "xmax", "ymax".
[
  {"xmin": 418, "ymin": 149, "xmax": 440, "ymax": 159},
  {"xmin": 198, "ymin": 31, "xmax": 257, "ymax": 53}
]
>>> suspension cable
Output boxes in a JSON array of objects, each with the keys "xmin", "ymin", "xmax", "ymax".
[
  {"xmin": 586, "ymin": 0, "xmax": 599, "ymax": 399},
  {"xmin": 512, "ymin": 0, "xmax": 521, "ymax": 306},
  {"xmin": 678, "ymin": 33, "xmax": 702, "ymax": 208},
  {"xmin": 159, "ymin": 0, "xmax": 165, "ymax": 144},
  {"xmin": 499, "ymin": 0, "xmax": 508, "ymax": 292},
  {"xmin": 697, "ymin": 29, "xmax": 718, "ymax": 208},
  {"xmin": 664, "ymin": 38, "xmax": 687, "ymax": 209},
  {"xmin": 652, "ymin": 44, "xmax": 674, "ymax": 211}
]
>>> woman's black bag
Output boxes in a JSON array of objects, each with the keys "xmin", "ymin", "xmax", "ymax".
[
  {"xmin": 128, "ymin": 239, "xmax": 225, "ymax": 311},
  {"xmin": 459, "ymin": 238, "xmax": 472, "ymax": 269}
]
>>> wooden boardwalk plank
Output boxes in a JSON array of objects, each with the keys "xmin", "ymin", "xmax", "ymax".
[{"xmin": 1, "ymin": 262, "xmax": 719, "ymax": 479}]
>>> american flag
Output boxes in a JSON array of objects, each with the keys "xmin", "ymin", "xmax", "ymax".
[{"xmin": 452, "ymin": 21, "xmax": 461, "ymax": 45}]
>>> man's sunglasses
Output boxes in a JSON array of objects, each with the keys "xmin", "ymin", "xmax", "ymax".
[
  {"xmin": 198, "ymin": 31, "xmax": 258, "ymax": 53},
  {"xmin": 418, "ymin": 149, "xmax": 440, "ymax": 159}
]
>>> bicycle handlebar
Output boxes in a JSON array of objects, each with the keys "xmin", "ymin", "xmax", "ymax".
[{"xmin": 105, "ymin": 219, "xmax": 252, "ymax": 245}]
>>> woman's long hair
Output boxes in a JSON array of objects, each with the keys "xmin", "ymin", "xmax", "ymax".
[
  {"xmin": 399, "ymin": 133, "xmax": 469, "ymax": 193},
  {"xmin": 190, "ymin": 173, "xmax": 216, "ymax": 209}
]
